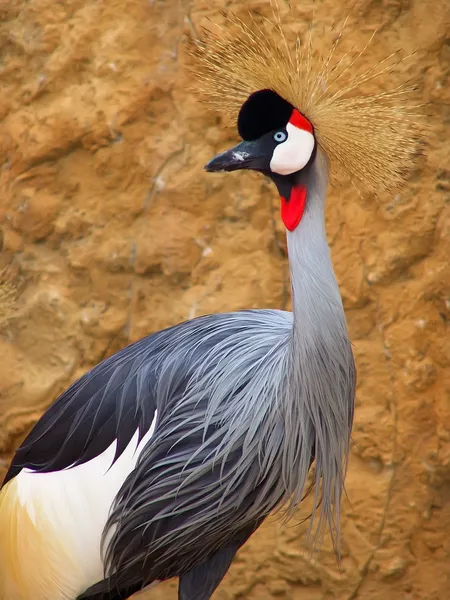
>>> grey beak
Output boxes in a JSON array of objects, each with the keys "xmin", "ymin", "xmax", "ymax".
[{"xmin": 204, "ymin": 139, "xmax": 267, "ymax": 173}]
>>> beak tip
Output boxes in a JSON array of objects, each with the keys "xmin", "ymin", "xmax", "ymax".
[
  {"xmin": 204, "ymin": 160, "xmax": 223, "ymax": 173},
  {"xmin": 204, "ymin": 141, "xmax": 257, "ymax": 174}
]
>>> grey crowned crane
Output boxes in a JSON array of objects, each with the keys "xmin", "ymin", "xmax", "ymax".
[{"xmin": 0, "ymin": 10, "xmax": 420, "ymax": 600}]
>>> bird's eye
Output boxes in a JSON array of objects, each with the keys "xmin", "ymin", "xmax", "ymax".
[{"xmin": 273, "ymin": 130, "xmax": 287, "ymax": 143}]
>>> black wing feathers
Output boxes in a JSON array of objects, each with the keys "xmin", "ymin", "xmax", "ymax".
[
  {"xmin": 2, "ymin": 322, "xmax": 191, "ymax": 487},
  {"xmin": 2, "ymin": 313, "xmax": 235, "ymax": 488}
]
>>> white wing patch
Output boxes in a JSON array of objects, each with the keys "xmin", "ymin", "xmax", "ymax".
[
  {"xmin": 0, "ymin": 415, "xmax": 157, "ymax": 600},
  {"xmin": 270, "ymin": 123, "xmax": 315, "ymax": 176}
]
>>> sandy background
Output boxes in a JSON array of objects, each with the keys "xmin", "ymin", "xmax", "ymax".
[{"xmin": 0, "ymin": 0, "xmax": 449, "ymax": 599}]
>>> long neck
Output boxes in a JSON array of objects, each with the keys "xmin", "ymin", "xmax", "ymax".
[
  {"xmin": 287, "ymin": 150, "xmax": 347, "ymax": 343},
  {"xmin": 281, "ymin": 149, "xmax": 355, "ymax": 549}
]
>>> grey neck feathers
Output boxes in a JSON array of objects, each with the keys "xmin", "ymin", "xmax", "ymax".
[
  {"xmin": 282, "ymin": 149, "xmax": 355, "ymax": 549},
  {"xmin": 288, "ymin": 149, "xmax": 346, "ymax": 341}
]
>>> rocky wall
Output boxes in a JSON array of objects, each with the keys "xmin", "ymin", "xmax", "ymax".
[{"xmin": 0, "ymin": 1, "xmax": 449, "ymax": 599}]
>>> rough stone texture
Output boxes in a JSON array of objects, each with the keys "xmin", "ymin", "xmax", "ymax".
[{"xmin": 0, "ymin": 0, "xmax": 449, "ymax": 599}]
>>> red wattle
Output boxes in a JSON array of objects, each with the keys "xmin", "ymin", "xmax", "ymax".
[{"xmin": 280, "ymin": 185, "xmax": 307, "ymax": 232}]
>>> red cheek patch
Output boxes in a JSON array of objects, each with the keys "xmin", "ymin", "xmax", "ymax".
[
  {"xmin": 281, "ymin": 185, "xmax": 307, "ymax": 232},
  {"xmin": 288, "ymin": 109, "xmax": 313, "ymax": 133}
]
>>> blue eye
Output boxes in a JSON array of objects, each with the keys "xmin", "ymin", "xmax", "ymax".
[{"xmin": 273, "ymin": 130, "xmax": 287, "ymax": 143}]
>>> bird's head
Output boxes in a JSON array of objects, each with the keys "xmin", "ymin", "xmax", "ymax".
[
  {"xmin": 205, "ymin": 89, "xmax": 315, "ymax": 178},
  {"xmin": 190, "ymin": 10, "xmax": 421, "ymax": 233},
  {"xmin": 205, "ymin": 89, "xmax": 316, "ymax": 231}
]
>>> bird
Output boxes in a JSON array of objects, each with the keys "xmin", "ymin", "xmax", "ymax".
[{"xmin": 0, "ymin": 7, "xmax": 420, "ymax": 600}]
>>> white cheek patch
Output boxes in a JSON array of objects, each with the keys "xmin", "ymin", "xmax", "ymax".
[{"xmin": 270, "ymin": 123, "xmax": 315, "ymax": 176}]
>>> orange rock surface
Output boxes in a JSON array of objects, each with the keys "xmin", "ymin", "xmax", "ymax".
[{"xmin": 0, "ymin": 1, "xmax": 449, "ymax": 599}]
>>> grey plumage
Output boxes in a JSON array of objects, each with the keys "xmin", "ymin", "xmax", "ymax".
[{"xmin": 103, "ymin": 309, "xmax": 291, "ymax": 587}]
